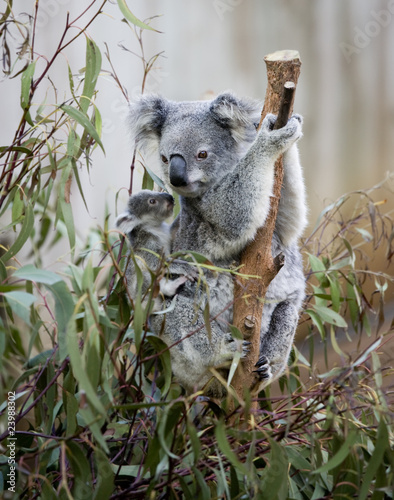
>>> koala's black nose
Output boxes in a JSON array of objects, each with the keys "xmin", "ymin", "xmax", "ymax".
[
  {"xmin": 169, "ymin": 154, "xmax": 188, "ymax": 187},
  {"xmin": 162, "ymin": 193, "xmax": 174, "ymax": 205}
]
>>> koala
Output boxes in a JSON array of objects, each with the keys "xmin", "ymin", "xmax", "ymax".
[
  {"xmin": 129, "ymin": 92, "xmax": 307, "ymax": 394},
  {"xmin": 116, "ymin": 190, "xmax": 188, "ymax": 309}
]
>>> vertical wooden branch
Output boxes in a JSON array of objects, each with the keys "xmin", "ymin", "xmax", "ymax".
[{"xmin": 231, "ymin": 50, "xmax": 301, "ymax": 405}]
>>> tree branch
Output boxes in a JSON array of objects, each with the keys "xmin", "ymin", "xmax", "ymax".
[{"xmin": 231, "ymin": 50, "xmax": 301, "ymax": 406}]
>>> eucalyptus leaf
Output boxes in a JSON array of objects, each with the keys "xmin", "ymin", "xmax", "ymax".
[
  {"xmin": 61, "ymin": 104, "xmax": 105, "ymax": 153},
  {"xmin": 116, "ymin": 0, "xmax": 157, "ymax": 31},
  {"xmin": 4, "ymin": 291, "xmax": 36, "ymax": 325}
]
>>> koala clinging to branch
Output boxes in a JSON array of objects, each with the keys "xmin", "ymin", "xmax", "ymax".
[
  {"xmin": 117, "ymin": 191, "xmax": 249, "ymax": 394},
  {"xmin": 116, "ymin": 190, "xmax": 188, "ymax": 309},
  {"xmin": 129, "ymin": 92, "xmax": 307, "ymax": 394}
]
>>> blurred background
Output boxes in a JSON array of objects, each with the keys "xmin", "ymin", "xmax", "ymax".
[{"xmin": 2, "ymin": 0, "xmax": 394, "ymax": 235}]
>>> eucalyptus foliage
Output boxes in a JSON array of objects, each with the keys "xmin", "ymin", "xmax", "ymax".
[{"xmin": 0, "ymin": 2, "xmax": 393, "ymax": 499}]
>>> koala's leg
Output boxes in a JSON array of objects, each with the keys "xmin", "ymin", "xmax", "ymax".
[
  {"xmin": 275, "ymin": 144, "xmax": 308, "ymax": 247},
  {"xmin": 255, "ymin": 300, "xmax": 299, "ymax": 382},
  {"xmin": 151, "ymin": 293, "xmax": 248, "ymax": 394}
]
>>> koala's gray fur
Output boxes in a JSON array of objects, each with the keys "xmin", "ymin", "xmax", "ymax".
[
  {"xmin": 129, "ymin": 92, "xmax": 307, "ymax": 394},
  {"xmin": 116, "ymin": 190, "xmax": 187, "ymax": 309}
]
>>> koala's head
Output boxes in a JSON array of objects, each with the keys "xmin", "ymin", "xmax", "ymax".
[
  {"xmin": 116, "ymin": 190, "xmax": 174, "ymax": 235},
  {"xmin": 129, "ymin": 93, "xmax": 261, "ymax": 197}
]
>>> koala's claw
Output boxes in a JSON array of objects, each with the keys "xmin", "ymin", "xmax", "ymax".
[
  {"xmin": 253, "ymin": 355, "xmax": 272, "ymax": 380},
  {"xmin": 292, "ymin": 113, "xmax": 303, "ymax": 125},
  {"xmin": 242, "ymin": 340, "xmax": 251, "ymax": 357},
  {"xmin": 263, "ymin": 113, "xmax": 277, "ymax": 131}
]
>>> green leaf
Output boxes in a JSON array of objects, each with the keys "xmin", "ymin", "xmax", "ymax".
[
  {"xmin": 306, "ymin": 309, "xmax": 326, "ymax": 338},
  {"xmin": 312, "ymin": 305, "xmax": 347, "ymax": 328},
  {"xmin": 329, "ymin": 324, "xmax": 344, "ymax": 357},
  {"xmin": 146, "ymin": 334, "xmax": 172, "ymax": 394},
  {"xmin": 142, "ymin": 167, "xmax": 154, "ymax": 190},
  {"xmin": 143, "ymin": 164, "xmax": 166, "ymax": 190},
  {"xmin": 13, "ymin": 265, "xmax": 62, "ymax": 285},
  {"xmin": 67, "ymin": 128, "xmax": 81, "ymax": 158},
  {"xmin": 67, "ymin": 62, "xmax": 75, "ymax": 97},
  {"xmin": 46, "ymin": 280, "xmax": 75, "ymax": 362},
  {"xmin": 193, "ymin": 467, "xmax": 212, "ymax": 499},
  {"xmin": 313, "ymin": 430, "xmax": 358, "ymax": 474},
  {"xmin": 260, "ymin": 438, "xmax": 289, "ymax": 500},
  {"xmin": 58, "ymin": 196, "xmax": 76, "ymax": 252},
  {"xmin": 356, "ymin": 227, "xmax": 373, "ymax": 242},
  {"xmin": 358, "ymin": 419, "xmax": 389, "ymax": 500},
  {"xmin": 4, "ymin": 291, "xmax": 36, "ymax": 325},
  {"xmin": 286, "ymin": 446, "xmax": 312, "ymax": 473},
  {"xmin": 110, "ymin": 464, "xmax": 149, "ymax": 478},
  {"xmin": 157, "ymin": 402, "xmax": 182, "ymax": 460},
  {"xmin": 116, "ymin": 0, "xmax": 157, "ymax": 31},
  {"xmin": 228, "ymin": 350, "xmax": 241, "ymax": 386},
  {"xmin": 329, "ymin": 256, "xmax": 354, "ymax": 271},
  {"xmin": 11, "ymin": 188, "xmax": 24, "ymax": 223},
  {"xmin": 352, "ymin": 338, "xmax": 382, "ymax": 368},
  {"xmin": 80, "ymin": 37, "xmax": 102, "ymax": 114},
  {"xmin": 66, "ymin": 441, "xmax": 93, "ymax": 497},
  {"xmin": 24, "ymin": 348, "xmax": 55, "ymax": 369},
  {"xmin": 21, "ymin": 61, "xmax": 36, "ymax": 109},
  {"xmin": 308, "ymin": 253, "xmax": 327, "ymax": 286},
  {"xmin": 0, "ymin": 145, "xmax": 32, "ymax": 157},
  {"xmin": 61, "ymin": 104, "xmax": 105, "ymax": 153},
  {"xmin": 327, "ymin": 275, "xmax": 341, "ymax": 313},
  {"xmin": 67, "ymin": 318, "xmax": 107, "ymax": 417},
  {"xmin": 215, "ymin": 420, "xmax": 249, "ymax": 477},
  {"xmin": 186, "ymin": 418, "xmax": 201, "ymax": 466},
  {"xmin": 1, "ymin": 202, "xmax": 34, "ymax": 263},
  {"xmin": 93, "ymin": 449, "xmax": 115, "ymax": 499}
]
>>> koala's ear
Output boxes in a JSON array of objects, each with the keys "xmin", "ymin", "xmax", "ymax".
[
  {"xmin": 128, "ymin": 95, "xmax": 169, "ymax": 151},
  {"xmin": 210, "ymin": 92, "xmax": 261, "ymax": 144},
  {"xmin": 116, "ymin": 212, "xmax": 139, "ymax": 237}
]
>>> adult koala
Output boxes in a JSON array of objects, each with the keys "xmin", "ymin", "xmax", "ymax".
[{"xmin": 129, "ymin": 93, "xmax": 307, "ymax": 395}]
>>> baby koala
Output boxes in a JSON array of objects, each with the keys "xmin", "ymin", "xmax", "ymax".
[{"xmin": 116, "ymin": 190, "xmax": 188, "ymax": 309}]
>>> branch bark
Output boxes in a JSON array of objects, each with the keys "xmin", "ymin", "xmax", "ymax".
[{"xmin": 231, "ymin": 50, "xmax": 301, "ymax": 406}]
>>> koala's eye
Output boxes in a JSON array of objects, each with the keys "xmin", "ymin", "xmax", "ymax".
[
  {"xmin": 148, "ymin": 198, "xmax": 157, "ymax": 205},
  {"xmin": 161, "ymin": 155, "xmax": 168, "ymax": 164},
  {"xmin": 197, "ymin": 150, "xmax": 208, "ymax": 159}
]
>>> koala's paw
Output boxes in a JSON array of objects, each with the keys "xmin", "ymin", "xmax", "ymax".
[
  {"xmin": 253, "ymin": 355, "xmax": 273, "ymax": 380},
  {"xmin": 221, "ymin": 334, "xmax": 245, "ymax": 359},
  {"xmin": 160, "ymin": 275, "xmax": 188, "ymax": 297},
  {"xmin": 261, "ymin": 113, "xmax": 303, "ymax": 149}
]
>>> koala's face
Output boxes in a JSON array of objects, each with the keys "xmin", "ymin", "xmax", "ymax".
[
  {"xmin": 129, "ymin": 93, "xmax": 261, "ymax": 198},
  {"xmin": 116, "ymin": 190, "xmax": 174, "ymax": 235},
  {"xmin": 159, "ymin": 104, "xmax": 237, "ymax": 198},
  {"xmin": 128, "ymin": 190, "xmax": 174, "ymax": 223}
]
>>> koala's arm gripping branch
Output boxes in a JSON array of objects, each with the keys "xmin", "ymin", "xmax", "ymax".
[{"xmin": 231, "ymin": 50, "xmax": 301, "ymax": 405}]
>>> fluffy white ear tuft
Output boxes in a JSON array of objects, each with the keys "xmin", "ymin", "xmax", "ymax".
[
  {"xmin": 210, "ymin": 92, "xmax": 261, "ymax": 145},
  {"xmin": 115, "ymin": 212, "xmax": 140, "ymax": 235},
  {"xmin": 128, "ymin": 94, "xmax": 169, "ymax": 152}
]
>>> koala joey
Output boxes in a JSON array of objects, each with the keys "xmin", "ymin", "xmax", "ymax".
[
  {"xmin": 129, "ymin": 92, "xmax": 307, "ymax": 395},
  {"xmin": 116, "ymin": 190, "xmax": 188, "ymax": 310}
]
